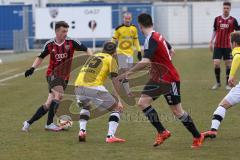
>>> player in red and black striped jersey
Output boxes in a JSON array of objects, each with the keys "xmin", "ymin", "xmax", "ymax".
[
  {"xmin": 22, "ymin": 21, "xmax": 92, "ymax": 132},
  {"xmin": 117, "ymin": 13, "xmax": 204, "ymax": 148},
  {"xmin": 210, "ymin": 1, "xmax": 239, "ymax": 90}
]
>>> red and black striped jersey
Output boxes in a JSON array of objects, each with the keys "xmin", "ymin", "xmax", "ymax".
[
  {"xmin": 213, "ymin": 15, "xmax": 239, "ymax": 48},
  {"xmin": 143, "ymin": 31, "xmax": 180, "ymax": 83},
  {"xmin": 39, "ymin": 37, "xmax": 88, "ymax": 80}
]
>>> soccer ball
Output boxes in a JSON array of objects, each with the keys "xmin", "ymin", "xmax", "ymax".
[{"xmin": 57, "ymin": 115, "xmax": 73, "ymax": 130}]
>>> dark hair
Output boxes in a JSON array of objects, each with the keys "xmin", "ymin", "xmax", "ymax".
[
  {"xmin": 102, "ymin": 41, "xmax": 116, "ymax": 54},
  {"xmin": 223, "ymin": 1, "xmax": 231, "ymax": 7},
  {"xmin": 231, "ymin": 31, "xmax": 240, "ymax": 45},
  {"xmin": 55, "ymin": 21, "xmax": 69, "ymax": 30},
  {"xmin": 138, "ymin": 13, "xmax": 153, "ymax": 27}
]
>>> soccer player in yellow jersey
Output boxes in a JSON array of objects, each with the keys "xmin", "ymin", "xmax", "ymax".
[
  {"xmin": 203, "ymin": 31, "xmax": 240, "ymax": 139},
  {"xmin": 75, "ymin": 42, "xmax": 125, "ymax": 143},
  {"xmin": 112, "ymin": 12, "xmax": 142, "ymax": 96}
]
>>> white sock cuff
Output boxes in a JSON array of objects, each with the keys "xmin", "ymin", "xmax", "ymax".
[
  {"xmin": 213, "ymin": 106, "xmax": 226, "ymax": 118},
  {"xmin": 110, "ymin": 112, "xmax": 120, "ymax": 120},
  {"xmin": 80, "ymin": 109, "xmax": 90, "ymax": 117}
]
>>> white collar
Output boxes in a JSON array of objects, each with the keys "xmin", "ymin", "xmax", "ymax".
[
  {"xmin": 221, "ymin": 15, "xmax": 230, "ymax": 20},
  {"xmin": 54, "ymin": 39, "xmax": 65, "ymax": 46},
  {"xmin": 146, "ymin": 30, "xmax": 155, "ymax": 39}
]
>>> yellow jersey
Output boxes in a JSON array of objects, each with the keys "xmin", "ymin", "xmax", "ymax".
[
  {"xmin": 75, "ymin": 52, "xmax": 118, "ymax": 87},
  {"xmin": 230, "ymin": 47, "xmax": 240, "ymax": 77},
  {"xmin": 112, "ymin": 24, "xmax": 141, "ymax": 56}
]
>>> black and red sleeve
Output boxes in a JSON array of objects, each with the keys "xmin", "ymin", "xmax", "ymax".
[
  {"xmin": 213, "ymin": 17, "xmax": 218, "ymax": 31},
  {"xmin": 38, "ymin": 43, "xmax": 50, "ymax": 59},
  {"xmin": 143, "ymin": 37, "xmax": 158, "ymax": 59},
  {"xmin": 72, "ymin": 39, "xmax": 88, "ymax": 51},
  {"xmin": 233, "ymin": 18, "xmax": 239, "ymax": 31},
  {"xmin": 165, "ymin": 40, "xmax": 172, "ymax": 50}
]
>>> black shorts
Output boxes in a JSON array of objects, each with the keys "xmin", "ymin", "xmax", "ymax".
[
  {"xmin": 213, "ymin": 48, "xmax": 232, "ymax": 60},
  {"xmin": 142, "ymin": 81, "xmax": 181, "ymax": 105},
  {"xmin": 46, "ymin": 76, "xmax": 68, "ymax": 93}
]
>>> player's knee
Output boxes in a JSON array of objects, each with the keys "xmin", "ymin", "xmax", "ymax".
[
  {"xmin": 55, "ymin": 93, "xmax": 63, "ymax": 101},
  {"xmin": 219, "ymin": 99, "xmax": 232, "ymax": 109},
  {"xmin": 213, "ymin": 60, "xmax": 221, "ymax": 67},
  {"xmin": 137, "ymin": 100, "xmax": 149, "ymax": 110},
  {"xmin": 44, "ymin": 99, "xmax": 53, "ymax": 109},
  {"xmin": 225, "ymin": 61, "xmax": 232, "ymax": 67},
  {"xmin": 172, "ymin": 108, "xmax": 184, "ymax": 118},
  {"xmin": 44, "ymin": 103, "xmax": 51, "ymax": 109},
  {"xmin": 170, "ymin": 104, "xmax": 184, "ymax": 118},
  {"xmin": 43, "ymin": 104, "xmax": 50, "ymax": 110},
  {"xmin": 214, "ymin": 63, "xmax": 221, "ymax": 68}
]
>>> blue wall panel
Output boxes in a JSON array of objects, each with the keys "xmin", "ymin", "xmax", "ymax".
[{"xmin": 0, "ymin": 4, "xmax": 33, "ymax": 49}]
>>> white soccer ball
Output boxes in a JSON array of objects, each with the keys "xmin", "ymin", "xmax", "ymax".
[
  {"xmin": 57, "ymin": 115, "xmax": 73, "ymax": 130},
  {"xmin": 0, "ymin": 59, "xmax": 3, "ymax": 64}
]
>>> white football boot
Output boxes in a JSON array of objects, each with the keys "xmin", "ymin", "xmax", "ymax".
[
  {"xmin": 45, "ymin": 123, "xmax": 63, "ymax": 132},
  {"xmin": 22, "ymin": 121, "xmax": 30, "ymax": 132},
  {"xmin": 211, "ymin": 83, "xmax": 221, "ymax": 90},
  {"xmin": 226, "ymin": 85, "xmax": 231, "ymax": 90}
]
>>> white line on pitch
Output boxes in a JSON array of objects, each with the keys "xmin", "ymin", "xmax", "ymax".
[
  {"xmin": 0, "ymin": 65, "xmax": 47, "ymax": 83},
  {"xmin": 0, "ymin": 69, "xmax": 18, "ymax": 76}
]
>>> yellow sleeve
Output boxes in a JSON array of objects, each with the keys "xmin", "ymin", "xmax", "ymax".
[
  {"xmin": 230, "ymin": 54, "xmax": 240, "ymax": 77},
  {"xmin": 133, "ymin": 28, "xmax": 141, "ymax": 52},
  {"xmin": 109, "ymin": 57, "xmax": 118, "ymax": 75},
  {"xmin": 112, "ymin": 29, "xmax": 119, "ymax": 43}
]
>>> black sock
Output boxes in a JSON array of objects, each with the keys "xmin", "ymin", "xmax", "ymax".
[
  {"xmin": 27, "ymin": 105, "xmax": 48, "ymax": 125},
  {"xmin": 47, "ymin": 100, "xmax": 60, "ymax": 125},
  {"xmin": 143, "ymin": 106, "xmax": 165, "ymax": 133},
  {"xmin": 215, "ymin": 67, "xmax": 221, "ymax": 84},
  {"xmin": 179, "ymin": 112, "xmax": 201, "ymax": 138},
  {"xmin": 226, "ymin": 67, "xmax": 231, "ymax": 85}
]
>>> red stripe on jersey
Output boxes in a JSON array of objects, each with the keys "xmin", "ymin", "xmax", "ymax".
[
  {"xmin": 45, "ymin": 39, "xmax": 80, "ymax": 80},
  {"xmin": 216, "ymin": 17, "xmax": 221, "ymax": 48},
  {"xmin": 225, "ymin": 19, "xmax": 230, "ymax": 47},
  {"xmin": 56, "ymin": 44, "xmax": 64, "ymax": 79},
  {"xmin": 69, "ymin": 40, "xmax": 74, "ymax": 53},
  {"xmin": 46, "ymin": 43, "xmax": 53, "ymax": 76},
  {"xmin": 221, "ymin": 19, "xmax": 226, "ymax": 48},
  {"xmin": 214, "ymin": 16, "xmax": 237, "ymax": 48},
  {"xmin": 149, "ymin": 32, "xmax": 180, "ymax": 83}
]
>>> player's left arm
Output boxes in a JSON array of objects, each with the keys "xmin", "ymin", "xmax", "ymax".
[
  {"xmin": 133, "ymin": 27, "xmax": 142, "ymax": 61},
  {"xmin": 165, "ymin": 40, "xmax": 175, "ymax": 57},
  {"xmin": 72, "ymin": 39, "xmax": 93, "ymax": 55},
  {"xmin": 233, "ymin": 18, "xmax": 240, "ymax": 31},
  {"xmin": 233, "ymin": 18, "xmax": 239, "ymax": 31},
  {"xmin": 229, "ymin": 54, "xmax": 240, "ymax": 87}
]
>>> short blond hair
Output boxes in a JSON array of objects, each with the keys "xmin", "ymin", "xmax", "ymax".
[{"xmin": 123, "ymin": 12, "xmax": 132, "ymax": 18}]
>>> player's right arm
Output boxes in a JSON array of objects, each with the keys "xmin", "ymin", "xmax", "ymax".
[
  {"xmin": 111, "ymin": 26, "xmax": 120, "ymax": 44},
  {"xmin": 210, "ymin": 17, "xmax": 217, "ymax": 52},
  {"xmin": 109, "ymin": 57, "xmax": 123, "ymax": 112},
  {"xmin": 229, "ymin": 54, "xmax": 240, "ymax": 87},
  {"xmin": 25, "ymin": 42, "xmax": 49, "ymax": 77}
]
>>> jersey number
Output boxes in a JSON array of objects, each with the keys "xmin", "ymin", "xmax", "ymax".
[{"xmin": 85, "ymin": 56, "xmax": 104, "ymax": 68}]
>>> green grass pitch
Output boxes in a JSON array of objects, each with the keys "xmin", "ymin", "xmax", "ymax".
[{"xmin": 1, "ymin": 48, "xmax": 240, "ymax": 160}]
